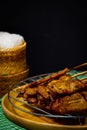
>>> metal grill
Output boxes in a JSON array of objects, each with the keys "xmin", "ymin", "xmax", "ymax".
[{"xmin": 8, "ymin": 73, "xmax": 87, "ymax": 125}]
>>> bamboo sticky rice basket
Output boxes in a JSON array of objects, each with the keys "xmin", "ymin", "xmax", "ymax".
[
  {"xmin": 0, "ymin": 40, "xmax": 29, "ymax": 97},
  {"xmin": 0, "ymin": 41, "xmax": 27, "ymax": 75},
  {"xmin": 0, "ymin": 67, "xmax": 29, "ymax": 97}
]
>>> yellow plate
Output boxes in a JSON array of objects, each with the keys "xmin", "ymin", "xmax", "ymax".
[{"xmin": 2, "ymin": 93, "xmax": 87, "ymax": 130}]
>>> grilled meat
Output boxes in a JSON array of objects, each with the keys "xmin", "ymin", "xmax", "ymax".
[
  {"xmin": 47, "ymin": 76, "xmax": 87, "ymax": 94},
  {"xmin": 51, "ymin": 91, "xmax": 87, "ymax": 114},
  {"xmin": 25, "ymin": 68, "xmax": 69, "ymax": 88},
  {"xmin": 19, "ymin": 75, "xmax": 87, "ymax": 100},
  {"xmin": 17, "ymin": 68, "xmax": 87, "ymax": 115}
]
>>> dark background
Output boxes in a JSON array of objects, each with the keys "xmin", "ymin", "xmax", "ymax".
[{"xmin": 0, "ymin": 1, "xmax": 87, "ymax": 76}]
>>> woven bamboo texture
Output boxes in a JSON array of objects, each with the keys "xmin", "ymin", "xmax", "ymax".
[
  {"xmin": 0, "ymin": 67, "xmax": 29, "ymax": 97},
  {"xmin": 0, "ymin": 41, "xmax": 27, "ymax": 75}
]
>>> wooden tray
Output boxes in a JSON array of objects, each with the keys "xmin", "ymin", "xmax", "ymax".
[{"xmin": 2, "ymin": 93, "xmax": 87, "ymax": 130}]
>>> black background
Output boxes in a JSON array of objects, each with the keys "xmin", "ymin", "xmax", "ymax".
[{"xmin": 0, "ymin": 1, "xmax": 87, "ymax": 76}]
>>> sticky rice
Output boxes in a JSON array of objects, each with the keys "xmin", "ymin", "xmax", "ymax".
[
  {"xmin": 0, "ymin": 32, "xmax": 24, "ymax": 49},
  {"xmin": 0, "ymin": 32, "xmax": 29, "ymax": 97}
]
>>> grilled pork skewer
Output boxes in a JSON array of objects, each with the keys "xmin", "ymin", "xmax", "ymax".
[
  {"xmin": 18, "ymin": 74, "xmax": 87, "ymax": 115},
  {"xmin": 27, "ymin": 68, "xmax": 69, "ymax": 88},
  {"xmin": 19, "ymin": 74, "xmax": 87, "ymax": 100},
  {"xmin": 24, "ymin": 62, "xmax": 87, "ymax": 88},
  {"xmin": 17, "ymin": 63, "xmax": 87, "ymax": 115},
  {"xmin": 51, "ymin": 91, "xmax": 87, "ymax": 115}
]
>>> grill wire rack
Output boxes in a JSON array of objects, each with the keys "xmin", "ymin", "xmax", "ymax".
[{"xmin": 8, "ymin": 73, "xmax": 87, "ymax": 125}]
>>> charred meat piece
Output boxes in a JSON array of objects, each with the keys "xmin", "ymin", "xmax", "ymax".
[
  {"xmin": 51, "ymin": 91, "xmax": 87, "ymax": 114},
  {"xmin": 26, "ymin": 68, "xmax": 69, "ymax": 88},
  {"xmin": 48, "ymin": 76, "xmax": 86, "ymax": 94},
  {"xmin": 23, "ymin": 87, "xmax": 37, "ymax": 99},
  {"xmin": 37, "ymin": 85, "xmax": 51, "ymax": 99}
]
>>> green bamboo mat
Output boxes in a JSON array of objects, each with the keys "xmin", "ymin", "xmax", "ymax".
[{"xmin": 0, "ymin": 98, "xmax": 26, "ymax": 130}]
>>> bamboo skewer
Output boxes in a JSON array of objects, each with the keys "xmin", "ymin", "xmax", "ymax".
[
  {"xmin": 71, "ymin": 62, "xmax": 87, "ymax": 70},
  {"xmin": 69, "ymin": 62, "xmax": 87, "ymax": 79},
  {"xmin": 72, "ymin": 70, "xmax": 87, "ymax": 78}
]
